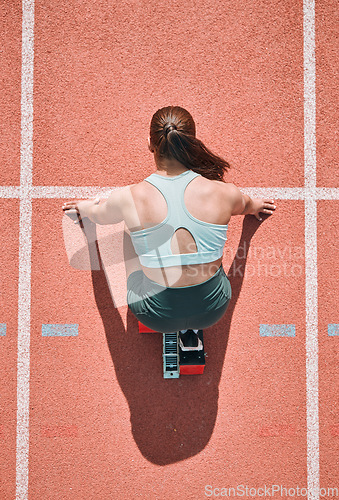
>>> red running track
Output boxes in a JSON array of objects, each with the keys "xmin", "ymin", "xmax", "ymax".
[{"xmin": 0, "ymin": 0, "xmax": 337, "ymax": 499}]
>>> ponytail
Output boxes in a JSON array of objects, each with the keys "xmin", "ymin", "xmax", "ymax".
[
  {"xmin": 150, "ymin": 106, "xmax": 231, "ymax": 182},
  {"xmin": 166, "ymin": 130, "xmax": 230, "ymax": 182}
]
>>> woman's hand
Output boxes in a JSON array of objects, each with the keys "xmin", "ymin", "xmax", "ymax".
[
  {"xmin": 250, "ymin": 199, "xmax": 276, "ymax": 221},
  {"xmin": 62, "ymin": 197, "xmax": 100, "ymax": 222}
]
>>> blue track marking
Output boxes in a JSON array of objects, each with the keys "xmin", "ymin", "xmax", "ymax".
[
  {"xmin": 0, "ymin": 324, "xmax": 6, "ymax": 336},
  {"xmin": 259, "ymin": 324, "xmax": 296, "ymax": 337},
  {"xmin": 328, "ymin": 324, "xmax": 339, "ymax": 336},
  {"xmin": 42, "ymin": 324, "xmax": 79, "ymax": 337}
]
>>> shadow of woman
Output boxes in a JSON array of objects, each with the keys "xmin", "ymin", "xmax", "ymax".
[{"xmin": 80, "ymin": 214, "xmax": 260, "ymax": 465}]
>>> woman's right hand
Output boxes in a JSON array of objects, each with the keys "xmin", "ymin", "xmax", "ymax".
[{"xmin": 250, "ymin": 199, "xmax": 276, "ymax": 221}]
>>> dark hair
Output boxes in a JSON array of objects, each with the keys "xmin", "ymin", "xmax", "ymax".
[{"xmin": 149, "ymin": 106, "xmax": 231, "ymax": 182}]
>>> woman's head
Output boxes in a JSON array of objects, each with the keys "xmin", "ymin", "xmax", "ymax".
[{"xmin": 148, "ymin": 106, "xmax": 230, "ymax": 182}]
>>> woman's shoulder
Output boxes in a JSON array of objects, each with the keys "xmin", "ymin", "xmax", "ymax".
[
  {"xmin": 211, "ymin": 180, "xmax": 239, "ymax": 192},
  {"xmin": 129, "ymin": 173, "xmax": 232, "ymax": 196}
]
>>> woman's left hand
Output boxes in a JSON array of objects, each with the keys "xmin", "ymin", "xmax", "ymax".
[{"xmin": 62, "ymin": 198, "xmax": 100, "ymax": 222}]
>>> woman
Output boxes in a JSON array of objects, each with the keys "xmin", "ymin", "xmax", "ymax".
[{"xmin": 62, "ymin": 106, "xmax": 276, "ymax": 345}]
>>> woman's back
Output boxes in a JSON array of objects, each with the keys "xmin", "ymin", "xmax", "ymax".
[{"xmin": 122, "ymin": 170, "xmax": 232, "ymax": 287}]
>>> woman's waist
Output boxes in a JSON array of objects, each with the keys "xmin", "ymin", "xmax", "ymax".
[{"xmin": 141, "ymin": 257, "xmax": 223, "ymax": 288}]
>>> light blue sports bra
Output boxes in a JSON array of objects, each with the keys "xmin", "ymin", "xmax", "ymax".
[{"xmin": 129, "ymin": 169, "xmax": 228, "ymax": 268}]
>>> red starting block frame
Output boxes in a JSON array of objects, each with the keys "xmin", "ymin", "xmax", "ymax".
[
  {"xmin": 138, "ymin": 321, "xmax": 205, "ymax": 378},
  {"xmin": 138, "ymin": 323, "xmax": 158, "ymax": 334}
]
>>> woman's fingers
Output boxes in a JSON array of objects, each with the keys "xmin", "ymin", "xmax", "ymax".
[
  {"xmin": 62, "ymin": 198, "xmax": 99, "ymax": 211},
  {"xmin": 263, "ymin": 202, "xmax": 276, "ymax": 211},
  {"xmin": 257, "ymin": 200, "xmax": 277, "ymax": 219}
]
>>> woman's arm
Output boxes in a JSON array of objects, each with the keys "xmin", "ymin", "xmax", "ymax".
[
  {"xmin": 62, "ymin": 185, "xmax": 135, "ymax": 225},
  {"xmin": 225, "ymin": 183, "xmax": 276, "ymax": 221}
]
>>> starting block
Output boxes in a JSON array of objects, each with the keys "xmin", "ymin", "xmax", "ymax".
[{"xmin": 138, "ymin": 322, "xmax": 206, "ymax": 378}]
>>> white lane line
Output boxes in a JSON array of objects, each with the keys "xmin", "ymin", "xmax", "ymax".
[
  {"xmin": 241, "ymin": 187, "xmax": 305, "ymax": 200},
  {"xmin": 305, "ymin": 196, "xmax": 319, "ymax": 499},
  {"xmin": 16, "ymin": 1, "xmax": 35, "ymax": 499},
  {"xmin": 304, "ymin": 0, "xmax": 317, "ymax": 192},
  {"xmin": 304, "ymin": 0, "xmax": 319, "ymax": 498},
  {"xmin": 28, "ymin": 186, "xmax": 308, "ymax": 200},
  {"xmin": 315, "ymin": 188, "xmax": 339, "ymax": 200},
  {"xmin": 0, "ymin": 186, "xmax": 338, "ymax": 200},
  {"xmin": 0, "ymin": 187, "xmax": 21, "ymax": 198}
]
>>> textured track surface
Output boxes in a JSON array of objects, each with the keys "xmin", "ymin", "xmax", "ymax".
[{"xmin": 0, "ymin": 1, "xmax": 337, "ymax": 499}]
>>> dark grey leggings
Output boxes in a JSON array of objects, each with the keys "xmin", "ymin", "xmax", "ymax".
[{"xmin": 127, "ymin": 264, "xmax": 232, "ymax": 333}]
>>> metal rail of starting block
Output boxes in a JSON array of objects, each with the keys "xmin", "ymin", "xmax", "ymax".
[
  {"xmin": 162, "ymin": 332, "xmax": 180, "ymax": 378},
  {"xmin": 138, "ymin": 322, "xmax": 206, "ymax": 378}
]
